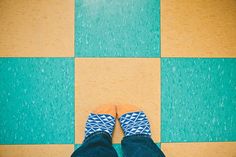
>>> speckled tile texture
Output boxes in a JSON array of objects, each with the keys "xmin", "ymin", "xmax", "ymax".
[
  {"xmin": 1, "ymin": 0, "xmax": 236, "ymax": 156},
  {"xmin": 75, "ymin": 0, "xmax": 160, "ymax": 57},
  {"xmin": 0, "ymin": 58, "xmax": 74, "ymax": 144},
  {"xmin": 0, "ymin": 145, "xmax": 74, "ymax": 157},
  {"xmin": 161, "ymin": 0, "xmax": 236, "ymax": 57},
  {"xmin": 161, "ymin": 58, "xmax": 236, "ymax": 142},
  {"xmin": 162, "ymin": 142, "xmax": 236, "ymax": 157},
  {"xmin": 0, "ymin": 0, "xmax": 74, "ymax": 57}
]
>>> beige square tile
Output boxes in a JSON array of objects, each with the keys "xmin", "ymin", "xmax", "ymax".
[
  {"xmin": 75, "ymin": 58, "xmax": 160, "ymax": 144},
  {"xmin": 0, "ymin": 145, "xmax": 74, "ymax": 157},
  {"xmin": 161, "ymin": 142, "xmax": 236, "ymax": 157},
  {"xmin": 0, "ymin": 0, "xmax": 74, "ymax": 57},
  {"xmin": 161, "ymin": 0, "xmax": 236, "ymax": 57}
]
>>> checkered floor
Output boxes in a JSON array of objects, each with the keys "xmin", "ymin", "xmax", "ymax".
[{"xmin": 0, "ymin": 0, "xmax": 236, "ymax": 157}]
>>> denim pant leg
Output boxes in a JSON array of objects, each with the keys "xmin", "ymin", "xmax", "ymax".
[
  {"xmin": 121, "ymin": 135, "xmax": 165, "ymax": 157},
  {"xmin": 71, "ymin": 132, "xmax": 118, "ymax": 157}
]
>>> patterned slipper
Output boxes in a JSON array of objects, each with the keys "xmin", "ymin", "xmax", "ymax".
[
  {"xmin": 119, "ymin": 111, "xmax": 151, "ymax": 137},
  {"xmin": 85, "ymin": 113, "xmax": 116, "ymax": 138}
]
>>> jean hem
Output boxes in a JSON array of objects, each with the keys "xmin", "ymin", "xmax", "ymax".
[
  {"xmin": 123, "ymin": 134, "xmax": 151, "ymax": 139},
  {"xmin": 83, "ymin": 131, "xmax": 112, "ymax": 143}
]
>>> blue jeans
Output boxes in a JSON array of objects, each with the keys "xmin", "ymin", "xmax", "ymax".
[{"xmin": 71, "ymin": 132, "xmax": 165, "ymax": 157}]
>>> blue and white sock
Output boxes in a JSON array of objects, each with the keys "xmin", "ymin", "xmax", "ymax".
[
  {"xmin": 119, "ymin": 111, "xmax": 151, "ymax": 137},
  {"xmin": 85, "ymin": 113, "xmax": 116, "ymax": 138}
]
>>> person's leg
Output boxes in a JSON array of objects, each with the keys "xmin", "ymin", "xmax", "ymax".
[
  {"xmin": 117, "ymin": 104, "xmax": 165, "ymax": 157},
  {"xmin": 71, "ymin": 105, "xmax": 118, "ymax": 157},
  {"xmin": 121, "ymin": 135, "xmax": 165, "ymax": 157},
  {"xmin": 71, "ymin": 132, "xmax": 118, "ymax": 157}
]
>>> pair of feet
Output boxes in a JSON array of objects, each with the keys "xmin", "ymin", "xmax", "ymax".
[{"xmin": 84, "ymin": 104, "xmax": 151, "ymax": 139}]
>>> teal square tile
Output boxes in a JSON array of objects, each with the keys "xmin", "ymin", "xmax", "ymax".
[
  {"xmin": 75, "ymin": 0, "xmax": 160, "ymax": 57},
  {"xmin": 74, "ymin": 144, "xmax": 80, "ymax": 150},
  {"xmin": 0, "ymin": 58, "xmax": 74, "ymax": 144},
  {"xmin": 161, "ymin": 58, "xmax": 236, "ymax": 142}
]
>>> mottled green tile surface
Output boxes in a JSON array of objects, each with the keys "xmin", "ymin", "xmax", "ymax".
[
  {"xmin": 0, "ymin": 58, "xmax": 74, "ymax": 144},
  {"xmin": 74, "ymin": 144, "xmax": 80, "ymax": 150},
  {"xmin": 161, "ymin": 58, "xmax": 236, "ymax": 142},
  {"xmin": 75, "ymin": 0, "xmax": 160, "ymax": 57}
]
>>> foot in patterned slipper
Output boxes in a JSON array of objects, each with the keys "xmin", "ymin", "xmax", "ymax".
[
  {"xmin": 117, "ymin": 104, "xmax": 151, "ymax": 137},
  {"xmin": 84, "ymin": 104, "xmax": 116, "ymax": 139}
]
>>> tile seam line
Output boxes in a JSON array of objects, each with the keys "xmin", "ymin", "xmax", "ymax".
[
  {"xmin": 74, "ymin": 56, "xmax": 161, "ymax": 58},
  {"xmin": 1, "ymin": 141, "xmax": 235, "ymax": 146},
  {"xmin": 74, "ymin": 57, "xmax": 161, "ymax": 59},
  {"xmin": 0, "ymin": 57, "xmax": 75, "ymax": 59},
  {"xmin": 159, "ymin": 58, "xmax": 162, "ymax": 144},
  {"xmin": 160, "ymin": 0, "xmax": 162, "ymax": 59},
  {"xmin": 0, "ymin": 144, "xmax": 74, "ymax": 145},
  {"xmin": 73, "ymin": 57, "xmax": 76, "ymax": 145},
  {"xmin": 160, "ymin": 141, "xmax": 236, "ymax": 144},
  {"xmin": 160, "ymin": 57, "xmax": 236, "ymax": 59},
  {"xmin": 1, "ymin": 57, "xmax": 234, "ymax": 59},
  {"xmin": 74, "ymin": 0, "xmax": 76, "ymax": 58}
]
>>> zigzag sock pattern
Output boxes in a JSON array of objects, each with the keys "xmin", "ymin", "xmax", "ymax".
[
  {"xmin": 85, "ymin": 113, "xmax": 115, "ymax": 138},
  {"xmin": 119, "ymin": 111, "xmax": 151, "ymax": 137}
]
